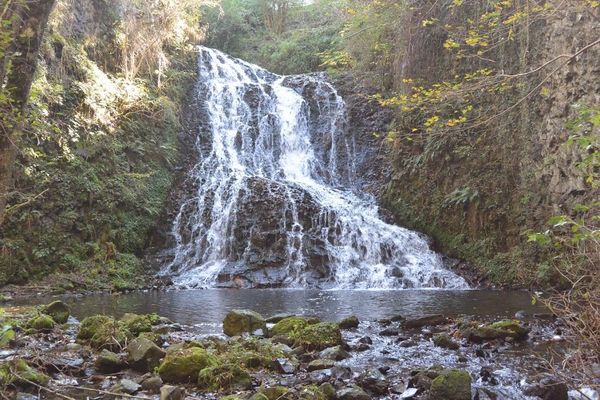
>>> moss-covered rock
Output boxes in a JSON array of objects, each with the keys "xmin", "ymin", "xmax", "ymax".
[
  {"xmin": 158, "ymin": 347, "xmax": 218, "ymax": 383},
  {"xmin": 223, "ymin": 309, "xmax": 266, "ymax": 337},
  {"xmin": 299, "ymin": 385, "xmax": 328, "ymax": 400},
  {"xmin": 460, "ymin": 320, "xmax": 529, "ymax": 343},
  {"xmin": 127, "ymin": 337, "xmax": 166, "ymax": 372},
  {"xmin": 433, "ymin": 334, "xmax": 460, "ymax": 350},
  {"xmin": 256, "ymin": 386, "xmax": 289, "ymax": 400},
  {"xmin": 121, "ymin": 313, "xmax": 160, "ymax": 336},
  {"xmin": 27, "ymin": 314, "xmax": 55, "ymax": 332},
  {"xmin": 95, "ymin": 349, "xmax": 124, "ymax": 373},
  {"xmin": 77, "ymin": 315, "xmax": 113, "ymax": 341},
  {"xmin": 292, "ymin": 322, "xmax": 343, "ymax": 350},
  {"xmin": 198, "ymin": 364, "xmax": 252, "ymax": 391},
  {"xmin": 269, "ymin": 316, "xmax": 319, "ymax": 337},
  {"xmin": 41, "ymin": 301, "xmax": 71, "ymax": 324},
  {"xmin": 338, "ymin": 316, "xmax": 359, "ymax": 330},
  {"xmin": 0, "ymin": 359, "xmax": 50, "ymax": 387},
  {"xmin": 429, "ymin": 369, "xmax": 472, "ymax": 400}
]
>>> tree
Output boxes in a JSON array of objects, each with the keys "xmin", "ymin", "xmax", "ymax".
[{"xmin": 0, "ymin": 0, "xmax": 56, "ymax": 225}]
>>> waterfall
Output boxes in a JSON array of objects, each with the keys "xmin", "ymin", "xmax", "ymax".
[{"xmin": 162, "ymin": 47, "xmax": 468, "ymax": 290}]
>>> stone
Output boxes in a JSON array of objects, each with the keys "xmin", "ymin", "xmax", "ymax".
[
  {"xmin": 523, "ymin": 378, "xmax": 568, "ymax": 400},
  {"xmin": 140, "ymin": 375, "xmax": 163, "ymax": 393},
  {"xmin": 309, "ymin": 369, "xmax": 333, "ymax": 384},
  {"xmin": 400, "ymin": 388, "xmax": 418, "ymax": 398},
  {"xmin": 299, "ymin": 385, "xmax": 328, "ymax": 400},
  {"xmin": 223, "ymin": 309, "xmax": 267, "ymax": 337},
  {"xmin": 460, "ymin": 320, "xmax": 529, "ymax": 343},
  {"xmin": 158, "ymin": 347, "xmax": 218, "ymax": 383},
  {"xmin": 127, "ymin": 337, "xmax": 166, "ymax": 372},
  {"xmin": 257, "ymin": 385, "xmax": 289, "ymax": 400},
  {"xmin": 308, "ymin": 359, "xmax": 336, "ymax": 371},
  {"xmin": 474, "ymin": 388, "xmax": 498, "ymax": 400},
  {"xmin": 514, "ymin": 310, "xmax": 529, "ymax": 320},
  {"xmin": 198, "ymin": 364, "xmax": 252, "ymax": 391},
  {"xmin": 293, "ymin": 322, "xmax": 344, "ymax": 350},
  {"xmin": 271, "ymin": 358, "xmax": 297, "ymax": 374},
  {"xmin": 160, "ymin": 385, "xmax": 186, "ymax": 400},
  {"xmin": 358, "ymin": 368, "xmax": 389, "ymax": 395},
  {"xmin": 379, "ymin": 328, "xmax": 400, "ymax": 336},
  {"xmin": 429, "ymin": 369, "xmax": 472, "ymax": 400},
  {"xmin": 433, "ymin": 334, "xmax": 460, "ymax": 350},
  {"xmin": 2, "ymin": 359, "xmax": 50, "ymax": 387},
  {"xmin": 266, "ymin": 313, "xmax": 295, "ymax": 323},
  {"xmin": 398, "ymin": 339, "xmax": 418, "ymax": 348},
  {"xmin": 270, "ymin": 316, "xmax": 320, "ymax": 337},
  {"xmin": 568, "ymin": 388, "xmax": 599, "ymax": 400},
  {"xmin": 77, "ymin": 315, "xmax": 113, "ymax": 340},
  {"xmin": 402, "ymin": 315, "xmax": 448, "ymax": 329},
  {"xmin": 27, "ymin": 315, "xmax": 55, "ymax": 332},
  {"xmin": 95, "ymin": 349, "xmax": 124, "ymax": 373},
  {"xmin": 41, "ymin": 301, "xmax": 71, "ymax": 324},
  {"xmin": 121, "ymin": 313, "xmax": 154, "ymax": 336},
  {"xmin": 338, "ymin": 316, "xmax": 359, "ymax": 329},
  {"xmin": 16, "ymin": 394, "xmax": 38, "ymax": 400},
  {"xmin": 115, "ymin": 379, "xmax": 141, "ymax": 394},
  {"xmin": 337, "ymin": 386, "xmax": 371, "ymax": 400},
  {"xmin": 320, "ymin": 383, "xmax": 336, "ymax": 399},
  {"xmin": 319, "ymin": 345, "xmax": 350, "ymax": 361}
]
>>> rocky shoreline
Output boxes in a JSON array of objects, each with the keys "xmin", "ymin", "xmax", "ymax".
[{"xmin": 0, "ymin": 301, "xmax": 595, "ymax": 400}]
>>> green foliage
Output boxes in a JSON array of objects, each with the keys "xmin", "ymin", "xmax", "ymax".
[{"xmin": 443, "ymin": 187, "xmax": 479, "ymax": 208}]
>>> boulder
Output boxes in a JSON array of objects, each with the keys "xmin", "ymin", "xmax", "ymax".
[
  {"xmin": 95, "ymin": 349, "xmax": 124, "ymax": 373},
  {"xmin": 402, "ymin": 315, "xmax": 448, "ymax": 329},
  {"xmin": 77, "ymin": 315, "xmax": 113, "ymax": 340},
  {"xmin": 198, "ymin": 364, "xmax": 252, "ymax": 391},
  {"xmin": 338, "ymin": 316, "xmax": 359, "ymax": 329},
  {"xmin": 433, "ymin": 334, "xmax": 460, "ymax": 350},
  {"xmin": 308, "ymin": 359, "xmax": 336, "ymax": 372},
  {"xmin": 127, "ymin": 337, "xmax": 166, "ymax": 372},
  {"xmin": 223, "ymin": 309, "xmax": 267, "ymax": 337},
  {"xmin": 271, "ymin": 358, "xmax": 297, "ymax": 374},
  {"xmin": 41, "ymin": 301, "xmax": 71, "ymax": 324},
  {"xmin": 299, "ymin": 385, "xmax": 328, "ymax": 400},
  {"xmin": 460, "ymin": 320, "xmax": 529, "ymax": 343},
  {"xmin": 429, "ymin": 369, "xmax": 472, "ymax": 400},
  {"xmin": 160, "ymin": 385, "xmax": 186, "ymax": 400},
  {"xmin": 270, "ymin": 316, "xmax": 320, "ymax": 337},
  {"xmin": 319, "ymin": 345, "xmax": 350, "ymax": 361},
  {"xmin": 27, "ymin": 315, "xmax": 54, "ymax": 332},
  {"xmin": 140, "ymin": 375, "xmax": 163, "ymax": 393},
  {"xmin": 113, "ymin": 379, "xmax": 140, "ymax": 394},
  {"xmin": 256, "ymin": 386, "xmax": 289, "ymax": 400},
  {"xmin": 358, "ymin": 369, "xmax": 389, "ymax": 395},
  {"xmin": 158, "ymin": 347, "xmax": 218, "ymax": 383},
  {"xmin": 337, "ymin": 387, "xmax": 371, "ymax": 400},
  {"xmin": 121, "ymin": 313, "xmax": 154, "ymax": 336},
  {"xmin": 0, "ymin": 359, "xmax": 50, "ymax": 387},
  {"xmin": 292, "ymin": 322, "xmax": 343, "ymax": 350},
  {"xmin": 266, "ymin": 313, "xmax": 296, "ymax": 323}
]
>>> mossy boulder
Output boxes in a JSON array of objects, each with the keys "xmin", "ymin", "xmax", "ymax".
[
  {"xmin": 198, "ymin": 364, "xmax": 252, "ymax": 391},
  {"xmin": 292, "ymin": 322, "xmax": 343, "ymax": 350},
  {"xmin": 433, "ymin": 334, "xmax": 460, "ymax": 350},
  {"xmin": 89, "ymin": 320, "xmax": 132, "ymax": 351},
  {"xmin": 429, "ymin": 369, "xmax": 472, "ymax": 400},
  {"xmin": 223, "ymin": 309, "xmax": 266, "ymax": 337},
  {"xmin": 27, "ymin": 314, "xmax": 55, "ymax": 332},
  {"xmin": 0, "ymin": 359, "xmax": 50, "ymax": 387},
  {"xmin": 158, "ymin": 347, "xmax": 218, "ymax": 383},
  {"xmin": 338, "ymin": 316, "xmax": 359, "ymax": 330},
  {"xmin": 256, "ymin": 386, "xmax": 289, "ymax": 400},
  {"xmin": 127, "ymin": 337, "xmax": 166, "ymax": 372},
  {"xmin": 41, "ymin": 301, "xmax": 71, "ymax": 324},
  {"xmin": 460, "ymin": 320, "xmax": 529, "ymax": 343},
  {"xmin": 270, "ymin": 316, "xmax": 319, "ymax": 337},
  {"xmin": 121, "ymin": 313, "xmax": 158, "ymax": 336},
  {"xmin": 77, "ymin": 315, "xmax": 113, "ymax": 341},
  {"xmin": 95, "ymin": 349, "xmax": 124, "ymax": 373}
]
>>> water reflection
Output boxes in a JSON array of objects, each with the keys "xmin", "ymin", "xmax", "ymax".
[{"xmin": 29, "ymin": 289, "xmax": 548, "ymax": 334}]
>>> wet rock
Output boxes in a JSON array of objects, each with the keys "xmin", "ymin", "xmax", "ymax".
[
  {"xmin": 294, "ymin": 322, "xmax": 344, "ymax": 350},
  {"xmin": 158, "ymin": 346, "xmax": 218, "ymax": 383},
  {"xmin": 523, "ymin": 377, "xmax": 568, "ymax": 400},
  {"xmin": 271, "ymin": 358, "xmax": 297, "ymax": 374},
  {"xmin": 320, "ymin": 383, "xmax": 336, "ymax": 399},
  {"xmin": 429, "ymin": 369, "xmax": 472, "ymax": 400},
  {"xmin": 270, "ymin": 316, "xmax": 319, "ymax": 337},
  {"xmin": 319, "ymin": 345, "xmax": 350, "ymax": 361},
  {"xmin": 95, "ymin": 349, "xmax": 124, "ymax": 373},
  {"xmin": 474, "ymin": 388, "xmax": 498, "ymax": 400},
  {"xmin": 308, "ymin": 359, "xmax": 336, "ymax": 371},
  {"xmin": 337, "ymin": 386, "xmax": 371, "ymax": 400},
  {"xmin": 378, "ymin": 366, "xmax": 390, "ymax": 375},
  {"xmin": 568, "ymin": 388, "xmax": 599, "ymax": 400},
  {"xmin": 121, "ymin": 313, "xmax": 157, "ymax": 336},
  {"xmin": 399, "ymin": 388, "xmax": 418, "ymax": 398},
  {"xmin": 355, "ymin": 343, "xmax": 370, "ymax": 352},
  {"xmin": 160, "ymin": 385, "xmax": 186, "ymax": 400},
  {"xmin": 533, "ymin": 313, "xmax": 556, "ymax": 321},
  {"xmin": 77, "ymin": 315, "xmax": 113, "ymax": 340},
  {"xmin": 460, "ymin": 320, "xmax": 529, "ymax": 343},
  {"xmin": 223, "ymin": 309, "xmax": 267, "ymax": 337},
  {"xmin": 16, "ymin": 394, "xmax": 38, "ymax": 400},
  {"xmin": 299, "ymin": 385, "xmax": 328, "ymax": 400},
  {"xmin": 390, "ymin": 315, "xmax": 405, "ymax": 322},
  {"xmin": 479, "ymin": 366, "xmax": 498, "ymax": 385},
  {"xmin": 514, "ymin": 310, "xmax": 529, "ymax": 320},
  {"xmin": 257, "ymin": 385, "xmax": 289, "ymax": 400},
  {"xmin": 331, "ymin": 365, "xmax": 353, "ymax": 380},
  {"xmin": 433, "ymin": 334, "xmax": 459, "ymax": 350},
  {"xmin": 398, "ymin": 339, "xmax": 418, "ymax": 348},
  {"xmin": 78, "ymin": 315, "xmax": 131, "ymax": 351},
  {"xmin": 402, "ymin": 315, "xmax": 448, "ymax": 329},
  {"xmin": 27, "ymin": 314, "xmax": 55, "ymax": 332},
  {"xmin": 358, "ymin": 368, "xmax": 389, "ymax": 395},
  {"xmin": 139, "ymin": 331, "xmax": 165, "ymax": 346},
  {"xmin": 114, "ymin": 378, "xmax": 141, "ymax": 394},
  {"xmin": 359, "ymin": 336, "xmax": 373, "ymax": 345},
  {"xmin": 41, "ymin": 301, "xmax": 71, "ymax": 324},
  {"xmin": 338, "ymin": 316, "xmax": 359, "ymax": 329},
  {"xmin": 309, "ymin": 368, "xmax": 333, "ymax": 384},
  {"xmin": 267, "ymin": 313, "xmax": 296, "ymax": 323},
  {"xmin": 127, "ymin": 337, "xmax": 166, "ymax": 372},
  {"xmin": 409, "ymin": 367, "xmax": 443, "ymax": 392},
  {"xmin": 198, "ymin": 364, "xmax": 252, "ymax": 391},
  {"xmin": 379, "ymin": 327, "xmax": 400, "ymax": 336},
  {"xmin": 140, "ymin": 374, "xmax": 163, "ymax": 393}
]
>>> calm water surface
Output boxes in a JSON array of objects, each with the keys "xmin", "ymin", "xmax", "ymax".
[{"xmin": 26, "ymin": 289, "xmax": 546, "ymax": 334}]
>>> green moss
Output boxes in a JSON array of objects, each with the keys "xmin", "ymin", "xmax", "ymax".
[
  {"xmin": 198, "ymin": 364, "xmax": 252, "ymax": 391},
  {"xmin": 158, "ymin": 347, "xmax": 218, "ymax": 383},
  {"xmin": 121, "ymin": 313, "xmax": 153, "ymax": 336},
  {"xmin": 89, "ymin": 319, "xmax": 132, "ymax": 351},
  {"xmin": 429, "ymin": 369, "xmax": 472, "ymax": 400},
  {"xmin": 270, "ymin": 316, "xmax": 318, "ymax": 337},
  {"xmin": 40, "ymin": 300, "xmax": 70, "ymax": 324},
  {"xmin": 27, "ymin": 314, "xmax": 55, "ymax": 332},
  {"xmin": 433, "ymin": 334, "xmax": 459, "ymax": 350},
  {"xmin": 256, "ymin": 386, "xmax": 289, "ymax": 400},
  {"xmin": 77, "ymin": 315, "xmax": 113, "ymax": 341},
  {"xmin": 223, "ymin": 309, "xmax": 266, "ymax": 337},
  {"xmin": 299, "ymin": 385, "xmax": 327, "ymax": 400},
  {"xmin": 210, "ymin": 337, "xmax": 285, "ymax": 370},
  {"xmin": 0, "ymin": 359, "xmax": 50, "ymax": 386},
  {"xmin": 291, "ymin": 322, "xmax": 343, "ymax": 351},
  {"xmin": 460, "ymin": 319, "xmax": 529, "ymax": 343}
]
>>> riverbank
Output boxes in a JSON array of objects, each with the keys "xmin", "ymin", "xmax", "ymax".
[{"xmin": 1, "ymin": 295, "xmax": 595, "ymax": 400}]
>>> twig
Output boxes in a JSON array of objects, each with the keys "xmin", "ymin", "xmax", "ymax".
[
  {"xmin": 11, "ymin": 372, "xmax": 77, "ymax": 400},
  {"xmin": 61, "ymin": 384, "xmax": 153, "ymax": 399}
]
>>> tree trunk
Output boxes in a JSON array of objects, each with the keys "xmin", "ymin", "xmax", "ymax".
[{"xmin": 0, "ymin": 0, "xmax": 55, "ymax": 225}]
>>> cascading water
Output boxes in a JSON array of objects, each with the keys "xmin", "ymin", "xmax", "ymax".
[{"xmin": 163, "ymin": 47, "xmax": 468, "ymax": 290}]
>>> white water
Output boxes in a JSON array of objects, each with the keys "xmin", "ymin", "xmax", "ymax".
[{"xmin": 163, "ymin": 47, "xmax": 468, "ymax": 290}]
